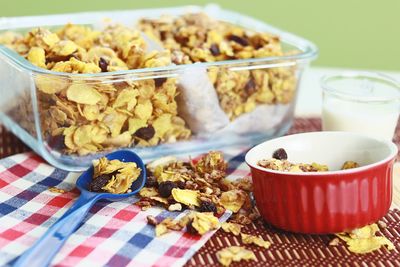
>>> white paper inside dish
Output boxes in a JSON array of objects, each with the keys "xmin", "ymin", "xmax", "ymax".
[
  {"xmin": 177, "ymin": 64, "xmax": 230, "ymax": 134},
  {"xmin": 215, "ymin": 104, "xmax": 290, "ymax": 135}
]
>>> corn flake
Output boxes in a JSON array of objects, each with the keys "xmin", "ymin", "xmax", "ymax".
[
  {"xmin": 220, "ymin": 189, "xmax": 246, "ymax": 212},
  {"xmin": 221, "ymin": 222, "xmax": 242, "ymax": 236},
  {"xmin": 171, "ymin": 188, "xmax": 200, "ymax": 207},
  {"xmin": 67, "ymin": 84, "xmax": 102, "ymax": 105},
  {"xmin": 190, "ymin": 212, "xmax": 220, "ymax": 235},
  {"xmin": 216, "ymin": 246, "xmax": 256, "ymax": 267},
  {"xmin": 336, "ymin": 223, "xmax": 395, "ymax": 254},
  {"xmin": 241, "ymin": 233, "xmax": 271, "ymax": 249}
]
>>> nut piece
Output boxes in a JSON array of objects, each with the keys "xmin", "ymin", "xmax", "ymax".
[
  {"xmin": 48, "ymin": 187, "xmax": 66, "ymax": 194},
  {"xmin": 216, "ymin": 246, "xmax": 256, "ymax": 267},
  {"xmin": 377, "ymin": 221, "xmax": 387, "ymax": 230},
  {"xmin": 328, "ymin": 237, "xmax": 340, "ymax": 246},
  {"xmin": 147, "ymin": 215, "xmax": 158, "ymax": 226},
  {"xmin": 168, "ymin": 203, "xmax": 182, "ymax": 212}
]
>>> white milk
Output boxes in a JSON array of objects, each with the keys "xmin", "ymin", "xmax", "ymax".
[
  {"xmin": 321, "ymin": 73, "xmax": 400, "ymax": 140},
  {"xmin": 322, "ymin": 97, "xmax": 399, "ymax": 140}
]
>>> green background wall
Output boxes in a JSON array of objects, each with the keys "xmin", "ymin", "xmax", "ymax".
[{"xmin": 1, "ymin": 0, "xmax": 399, "ymax": 71}]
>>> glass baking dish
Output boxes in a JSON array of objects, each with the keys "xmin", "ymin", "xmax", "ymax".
[{"xmin": 0, "ymin": 4, "xmax": 317, "ymax": 171}]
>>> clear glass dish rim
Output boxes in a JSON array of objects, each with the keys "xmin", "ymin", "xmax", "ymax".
[
  {"xmin": 0, "ymin": 5, "xmax": 318, "ymax": 79},
  {"xmin": 321, "ymin": 71, "xmax": 400, "ymax": 104}
]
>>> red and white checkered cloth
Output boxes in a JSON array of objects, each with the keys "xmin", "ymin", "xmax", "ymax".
[{"xmin": 0, "ymin": 148, "xmax": 249, "ymax": 267}]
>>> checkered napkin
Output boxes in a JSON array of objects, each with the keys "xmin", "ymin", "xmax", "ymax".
[{"xmin": 0, "ymin": 147, "xmax": 250, "ymax": 267}]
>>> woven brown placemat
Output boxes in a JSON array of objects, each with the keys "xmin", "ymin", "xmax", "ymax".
[
  {"xmin": 1, "ymin": 118, "xmax": 399, "ymax": 266},
  {"xmin": 185, "ymin": 210, "xmax": 400, "ymax": 267}
]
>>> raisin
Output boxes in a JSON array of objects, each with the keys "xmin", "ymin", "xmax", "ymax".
[
  {"xmin": 99, "ymin": 57, "xmax": 108, "ymax": 72},
  {"xmin": 210, "ymin": 44, "xmax": 220, "ymax": 56},
  {"xmin": 177, "ymin": 180, "xmax": 186, "ymax": 189},
  {"xmin": 159, "ymin": 31, "xmax": 167, "ymax": 41},
  {"xmin": 244, "ymin": 78, "xmax": 256, "ymax": 95},
  {"xmin": 155, "ymin": 77, "xmax": 167, "ymax": 87},
  {"xmin": 135, "ymin": 126, "xmax": 155, "ymax": 141},
  {"xmin": 272, "ymin": 148, "xmax": 287, "ymax": 160},
  {"xmin": 89, "ymin": 174, "xmax": 112, "ymax": 192},
  {"xmin": 158, "ymin": 181, "xmax": 178, "ymax": 198},
  {"xmin": 145, "ymin": 175, "xmax": 158, "ymax": 188},
  {"xmin": 228, "ymin": 35, "xmax": 249, "ymax": 46},
  {"xmin": 47, "ymin": 134, "xmax": 66, "ymax": 151},
  {"xmin": 198, "ymin": 200, "xmax": 217, "ymax": 213},
  {"xmin": 186, "ymin": 219, "xmax": 198, "ymax": 235}
]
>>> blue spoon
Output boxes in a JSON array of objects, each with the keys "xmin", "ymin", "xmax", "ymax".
[{"xmin": 14, "ymin": 150, "xmax": 146, "ymax": 267}]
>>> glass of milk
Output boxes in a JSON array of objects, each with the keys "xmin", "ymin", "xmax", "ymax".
[{"xmin": 321, "ymin": 72, "xmax": 400, "ymax": 140}]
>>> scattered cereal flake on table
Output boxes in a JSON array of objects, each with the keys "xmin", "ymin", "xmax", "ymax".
[
  {"xmin": 335, "ymin": 223, "xmax": 395, "ymax": 254},
  {"xmin": 220, "ymin": 189, "xmax": 246, "ymax": 212},
  {"xmin": 48, "ymin": 187, "xmax": 66, "ymax": 194},
  {"xmin": 171, "ymin": 188, "xmax": 200, "ymax": 207},
  {"xmin": 221, "ymin": 222, "xmax": 242, "ymax": 236},
  {"xmin": 216, "ymin": 246, "xmax": 257, "ymax": 266},
  {"xmin": 241, "ymin": 233, "xmax": 271, "ymax": 249},
  {"xmin": 155, "ymin": 223, "xmax": 169, "ymax": 237},
  {"xmin": 190, "ymin": 212, "xmax": 220, "ymax": 235}
]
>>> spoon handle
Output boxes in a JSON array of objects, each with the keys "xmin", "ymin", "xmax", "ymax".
[{"xmin": 14, "ymin": 193, "xmax": 101, "ymax": 267}]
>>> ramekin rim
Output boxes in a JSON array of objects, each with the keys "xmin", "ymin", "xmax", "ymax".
[{"xmin": 245, "ymin": 132, "xmax": 398, "ymax": 176}]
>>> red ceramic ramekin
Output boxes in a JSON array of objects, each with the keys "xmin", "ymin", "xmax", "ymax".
[{"xmin": 245, "ymin": 132, "xmax": 398, "ymax": 234}]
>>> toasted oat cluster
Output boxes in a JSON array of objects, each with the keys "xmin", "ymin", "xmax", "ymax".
[
  {"xmin": 140, "ymin": 151, "xmax": 260, "ymax": 234},
  {"xmin": 258, "ymin": 148, "xmax": 360, "ymax": 172},
  {"xmin": 0, "ymin": 25, "xmax": 191, "ymax": 155},
  {"xmin": 138, "ymin": 13, "xmax": 297, "ymax": 119},
  {"xmin": 88, "ymin": 157, "xmax": 141, "ymax": 194}
]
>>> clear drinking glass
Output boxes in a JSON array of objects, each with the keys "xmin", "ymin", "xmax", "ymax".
[{"xmin": 321, "ymin": 72, "xmax": 400, "ymax": 140}]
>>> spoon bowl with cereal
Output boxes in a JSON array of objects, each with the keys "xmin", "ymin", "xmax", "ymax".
[{"xmin": 14, "ymin": 150, "xmax": 146, "ymax": 267}]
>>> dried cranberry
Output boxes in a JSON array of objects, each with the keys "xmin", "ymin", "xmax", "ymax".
[
  {"xmin": 135, "ymin": 126, "xmax": 155, "ymax": 141},
  {"xmin": 155, "ymin": 77, "xmax": 167, "ymax": 87},
  {"xmin": 186, "ymin": 219, "xmax": 198, "ymax": 235},
  {"xmin": 198, "ymin": 200, "xmax": 217, "ymax": 213},
  {"xmin": 228, "ymin": 35, "xmax": 249, "ymax": 46},
  {"xmin": 272, "ymin": 148, "xmax": 288, "ymax": 160},
  {"xmin": 210, "ymin": 44, "xmax": 220, "ymax": 56},
  {"xmin": 158, "ymin": 181, "xmax": 178, "ymax": 198},
  {"xmin": 89, "ymin": 174, "xmax": 112, "ymax": 192},
  {"xmin": 99, "ymin": 57, "xmax": 108, "ymax": 72}
]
